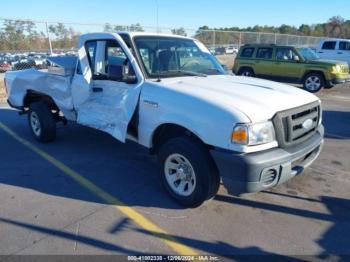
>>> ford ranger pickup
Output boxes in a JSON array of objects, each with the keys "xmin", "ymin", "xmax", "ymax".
[{"xmin": 5, "ymin": 32, "xmax": 324, "ymax": 207}]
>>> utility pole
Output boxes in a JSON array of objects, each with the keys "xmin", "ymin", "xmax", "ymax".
[
  {"xmin": 45, "ymin": 22, "xmax": 53, "ymax": 55},
  {"xmin": 213, "ymin": 30, "xmax": 216, "ymax": 49}
]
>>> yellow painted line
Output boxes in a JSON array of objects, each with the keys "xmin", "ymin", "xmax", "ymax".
[{"xmin": 0, "ymin": 121, "xmax": 197, "ymax": 255}]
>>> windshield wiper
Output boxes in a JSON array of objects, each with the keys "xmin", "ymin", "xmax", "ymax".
[{"xmin": 168, "ymin": 70, "xmax": 207, "ymax": 77}]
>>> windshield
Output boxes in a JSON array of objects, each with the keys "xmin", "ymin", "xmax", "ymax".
[
  {"xmin": 298, "ymin": 48, "xmax": 320, "ymax": 61},
  {"xmin": 133, "ymin": 36, "xmax": 226, "ymax": 78}
]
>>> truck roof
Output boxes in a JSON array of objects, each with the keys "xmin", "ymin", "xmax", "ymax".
[
  {"xmin": 124, "ymin": 31, "xmax": 193, "ymax": 40},
  {"xmin": 78, "ymin": 32, "xmax": 194, "ymax": 44}
]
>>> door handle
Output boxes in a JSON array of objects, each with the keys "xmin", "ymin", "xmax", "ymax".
[
  {"xmin": 318, "ymin": 51, "xmax": 324, "ymax": 54},
  {"xmin": 338, "ymin": 52, "xmax": 343, "ymax": 54},
  {"xmin": 92, "ymin": 87, "xmax": 103, "ymax": 93}
]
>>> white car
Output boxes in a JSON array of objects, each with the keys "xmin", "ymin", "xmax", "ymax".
[
  {"xmin": 5, "ymin": 32, "xmax": 324, "ymax": 207},
  {"xmin": 225, "ymin": 46, "xmax": 238, "ymax": 54},
  {"xmin": 316, "ymin": 39, "xmax": 350, "ymax": 66}
]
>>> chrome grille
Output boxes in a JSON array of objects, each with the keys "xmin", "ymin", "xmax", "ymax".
[{"xmin": 272, "ymin": 101, "xmax": 321, "ymax": 148}]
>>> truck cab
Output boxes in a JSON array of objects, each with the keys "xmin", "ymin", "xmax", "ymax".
[{"xmin": 316, "ymin": 39, "xmax": 350, "ymax": 66}]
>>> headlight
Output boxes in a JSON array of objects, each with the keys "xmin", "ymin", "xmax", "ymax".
[
  {"xmin": 332, "ymin": 65, "xmax": 341, "ymax": 73},
  {"xmin": 232, "ymin": 121, "xmax": 276, "ymax": 146}
]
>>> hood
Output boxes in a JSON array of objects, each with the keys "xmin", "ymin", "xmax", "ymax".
[
  {"xmin": 306, "ymin": 59, "xmax": 348, "ymax": 66},
  {"xmin": 158, "ymin": 75, "xmax": 319, "ymax": 122}
]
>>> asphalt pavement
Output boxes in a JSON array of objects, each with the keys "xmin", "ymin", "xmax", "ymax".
[{"xmin": 0, "ymin": 83, "xmax": 349, "ymax": 260}]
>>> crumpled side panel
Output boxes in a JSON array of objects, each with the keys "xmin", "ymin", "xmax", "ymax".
[
  {"xmin": 7, "ymin": 69, "xmax": 73, "ymax": 112},
  {"xmin": 76, "ymin": 80, "xmax": 142, "ymax": 142}
]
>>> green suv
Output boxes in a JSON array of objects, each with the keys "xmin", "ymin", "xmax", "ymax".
[{"xmin": 233, "ymin": 44, "xmax": 350, "ymax": 92}]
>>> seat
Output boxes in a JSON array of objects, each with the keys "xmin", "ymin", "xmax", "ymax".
[{"xmin": 152, "ymin": 50, "xmax": 177, "ymax": 73}]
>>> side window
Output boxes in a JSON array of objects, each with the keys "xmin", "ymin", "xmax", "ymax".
[
  {"xmin": 85, "ymin": 41, "xmax": 97, "ymax": 73},
  {"xmin": 256, "ymin": 48, "xmax": 273, "ymax": 59},
  {"xmin": 339, "ymin": 41, "xmax": 350, "ymax": 51},
  {"xmin": 322, "ymin": 41, "xmax": 336, "ymax": 50},
  {"xmin": 105, "ymin": 41, "xmax": 132, "ymax": 76},
  {"xmin": 276, "ymin": 48, "xmax": 298, "ymax": 61},
  {"xmin": 106, "ymin": 42, "xmax": 127, "ymax": 67},
  {"xmin": 240, "ymin": 48, "xmax": 254, "ymax": 58}
]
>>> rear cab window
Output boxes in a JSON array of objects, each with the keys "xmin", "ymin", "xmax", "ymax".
[
  {"xmin": 339, "ymin": 41, "xmax": 350, "ymax": 51},
  {"xmin": 256, "ymin": 48, "xmax": 273, "ymax": 60},
  {"xmin": 240, "ymin": 47, "xmax": 255, "ymax": 58},
  {"xmin": 322, "ymin": 41, "xmax": 337, "ymax": 50}
]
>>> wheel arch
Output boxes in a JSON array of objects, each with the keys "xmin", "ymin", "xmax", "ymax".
[
  {"xmin": 150, "ymin": 123, "xmax": 211, "ymax": 154},
  {"xmin": 302, "ymin": 70, "xmax": 326, "ymax": 82},
  {"xmin": 238, "ymin": 66, "xmax": 255, "ymax": 75},
  {"xmin": 23, "ymin": 90, "xmax": 59, "ymax": 110}
]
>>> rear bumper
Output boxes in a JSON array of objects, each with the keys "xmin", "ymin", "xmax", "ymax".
[{"xmin": 210, "ymin": 125, "xmax": 324, "ymax": 196}]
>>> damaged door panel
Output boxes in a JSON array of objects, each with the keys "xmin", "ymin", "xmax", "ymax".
[{"xmin": 71, "ymin": 35, "xmax": 143, "ymax": 142}]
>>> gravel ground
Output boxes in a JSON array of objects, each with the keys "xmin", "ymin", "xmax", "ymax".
[{"xmin": 0, "ymin": 73, "xmax": 6, "ymax": 105}]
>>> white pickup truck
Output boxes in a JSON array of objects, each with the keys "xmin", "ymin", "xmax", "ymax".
[
  {"xmin": 316, "ymin": 39, "xmax": 350, "ymax": 66},
  {"xmin": 5, "ymin": 32, "xmax": 324, "ymax": 207}
]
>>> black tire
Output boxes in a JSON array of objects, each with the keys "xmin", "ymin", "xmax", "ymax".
[
  {"xmin": 324, "ymin": 84, "xmax": 334, "ymax": 89},
  {"xmin": 303, "ymin": 73, "xmax": 324, "ymax": 93},
  {"xmin": 28, "ymin": 102, "xmax": 56, "ymax": 143},
  {"xmin": 238, "ymin": 67, "xmax": 255, "ymax": 77},
  {"xmin": 157, "ymin": 136, "xmax": 220, "ymax": 208}
]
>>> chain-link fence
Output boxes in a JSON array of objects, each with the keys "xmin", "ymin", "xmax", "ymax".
[{"xmin": 0, "ymin": 18, "xmax": 330, "ymax": 72}]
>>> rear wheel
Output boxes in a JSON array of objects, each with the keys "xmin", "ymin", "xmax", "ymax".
[
  {"xmin": 303, "ymin": 73, "xmax": 324, "ymax": 93},
  {"xmin": 28, "ymin": 102, "xmax": 56, "ymax": 143},
  {"xmin": 158, "ymin": 136, "xmax": 220, "ymax": 208},
  {"xmin": 238, "ymin": 67, "xmax": 255, "ymax": 77}
]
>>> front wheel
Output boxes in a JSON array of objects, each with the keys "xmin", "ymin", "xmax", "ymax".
[
  {"xmin": 303, "ymin": 73, "xmax": 324, "ymax": 93},
  {"xmin": 157, "ymin": 136, "xmax": 220, "ymax": 208}
]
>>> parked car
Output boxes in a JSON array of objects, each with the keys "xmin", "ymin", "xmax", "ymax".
[
  {"xmin": 27, "ymin": 55, "xmax": 48, "ymax": 69},
  {"xmin": 233, "ymin": 44, "xmax": 350, "ymax": 92},
  {"xmin": 208, "ymin": 47, "xmax": 216, "ymax": 55},
  {"xmin": 225, "ymin": 46, "xmax": 238, "ymax": 54},
  {"xmin": 12, "ymin": 60, "xmax": 36, "ymax": 71},
  {"xmin": 316, "ymin": 39, "xmax": 350, "ymax": 66},
  {"xmin": 215, "ymin": 47, "xmax": 226, "ymax": 55},
  {"xmin": 0, "ymin": 58, "xmax": 11, "ymax": 73},
  {"xmin": 0, "ymin": 62, "xmax": 11, "ymax": 73},
  {"xmin": 5, "ymin": 32, "xmax": 324, "ymax": 207}
]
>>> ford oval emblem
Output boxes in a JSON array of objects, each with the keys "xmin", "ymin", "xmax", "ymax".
[{"xmin": 302, "ymin": 119, "xmax": 313, "ymax": 130}]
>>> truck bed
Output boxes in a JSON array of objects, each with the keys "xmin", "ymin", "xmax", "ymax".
[
  {"xmin": 6, "ymin": 69, "xmax": 74, "ymax": 112},
  {"xmin": 5, "ymin": 56, "xmax": 78, "ymax": 112}
]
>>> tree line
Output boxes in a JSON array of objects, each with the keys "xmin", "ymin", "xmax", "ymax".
[
  {"xmin": 197, "ymin": 16, "xmax": 350, "ymax": 38},
  {"xmin": 0, "ymin": 16, "xmax": 349, "ymax": 52}
]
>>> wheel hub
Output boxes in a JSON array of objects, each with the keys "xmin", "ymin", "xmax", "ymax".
[
  {"xmin": 30, "ymin": 112, "xmax": 41, "ymax": 137},
  {"xmin": 164, "ymin": 154, "xmax": 197, "ymax": 196}
]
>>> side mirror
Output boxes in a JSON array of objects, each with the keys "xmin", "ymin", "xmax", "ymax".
[
  {"xmin": 107, "ymin": 64, "xmax": 123, "ymax": 81},
  {"xmin": 107, "ymin": 64, "xmax": 138, "ymax": 84},
  {"xmin": 124, "ymin": 75, "xmax": 138, "ymax": 84}
]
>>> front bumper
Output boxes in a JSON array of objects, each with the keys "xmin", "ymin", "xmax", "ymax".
[
  {"xmin": 328, "ymin": 74, "xmax": 350, "ymax": 85},
  {"xmin": 210, "ymin": 125, "xmax": 324, "ymax": 196}
]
